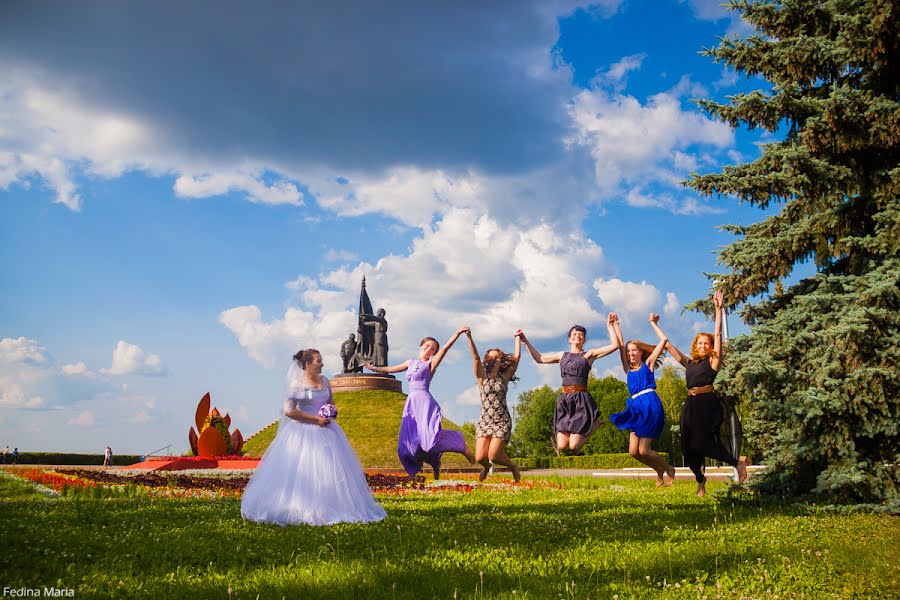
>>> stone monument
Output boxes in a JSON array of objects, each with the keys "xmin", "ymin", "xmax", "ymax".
[{"xmin": 332, "ymin": 276, "xmax": 403, "ymax": 393}]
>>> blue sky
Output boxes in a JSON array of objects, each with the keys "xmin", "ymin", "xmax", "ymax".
[{"xmin": 1, "ymin": 1, "xmax": 777, "ymax": 453}]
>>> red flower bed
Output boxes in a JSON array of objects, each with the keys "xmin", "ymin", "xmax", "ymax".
[{"xmin": 9, "ymin": 468, "xmax": 98, "ymax": 492}]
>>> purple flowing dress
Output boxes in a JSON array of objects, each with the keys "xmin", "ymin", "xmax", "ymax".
[{"xmin": 398, "ymin": 358, "xmax": 467, "ymax": 476}]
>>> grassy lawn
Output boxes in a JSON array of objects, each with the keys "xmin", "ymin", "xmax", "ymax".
[{"xmin": 1, "ymin": 473, "xmax": 897, "ymax": 599}]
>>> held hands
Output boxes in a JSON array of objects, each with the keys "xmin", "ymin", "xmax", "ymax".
[
  {"xmin": 649, "ymin": 313, "xmax": 660, "ymax": 323},
  {"xmin": 515, "ymin": 329, "xmax": 527, "ymax": 342},
  {"xmin": 608, "ymin": 312, "xmax": 619, "ymax": 326},
  {"xmin": 364, "ymin": 362, "xmax": 378, "ymax": 372},
  {"xmin": 457, "ymin": 326, "xmax": 471, "ymax": 337}
]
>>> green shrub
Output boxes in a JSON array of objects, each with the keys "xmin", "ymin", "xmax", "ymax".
[
  {"xmin": 13, "ymin": 453, "xmax": 143, "ymax": 466},
  {"xmin": 514, "ymin": 457, "xmax": 550, "ymax": 470},
  {"xmin": 549, "ymin": 452, "xmax": 669, "ymax": 470}
]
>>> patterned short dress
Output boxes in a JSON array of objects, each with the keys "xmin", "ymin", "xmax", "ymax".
[{"xmin": 475, "ymin": 378, "xmax": 513, "ymax": 442}]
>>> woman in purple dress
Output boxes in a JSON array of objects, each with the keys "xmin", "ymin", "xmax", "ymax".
[
  {"xmin": 517, "ymin": 315, "xmax": 619, "ymax": 453},
  {"xmin": 366, "ymin": 327, "xmax": 475, "ymax": 479}
]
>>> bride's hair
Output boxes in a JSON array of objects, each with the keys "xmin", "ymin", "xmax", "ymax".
[{"xmin": 292, "ymin": 349, "xmax": 321, "ymax": 369}]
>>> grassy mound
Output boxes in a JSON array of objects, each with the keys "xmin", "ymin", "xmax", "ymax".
[{"xmin": 241, "ymin": 389, "xmax": 474, "ymax": 469}]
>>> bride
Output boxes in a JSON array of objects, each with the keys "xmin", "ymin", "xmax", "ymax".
[{"xmin": 240, "ymin": 348, "xmax": 386, "ymax": 525}]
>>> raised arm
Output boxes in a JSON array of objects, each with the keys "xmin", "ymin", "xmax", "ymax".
[
  {"xmin": 365, "ymin": 360, "xmax": 410, "ymax": 374},
  {"xmin": 464, "ymin": 329, "xmax": 486, "ymax": 382},
  {"xmin": 501, "ymin": 333, "xmax": 522, "ymax": 383},
  {"xmin": 430, "ymin": 326, "xmax": 468, "ymax": 374},
  {"xmin": 646, "ymin": 313, "xmax": 668, "ymax": 368},
  {"xmin": 665, "ymin": 341, "xmax": 690, "ymax": 368},
  {"xmin": 584, "ymin": 316, "xmax": 620, "ymax": 364},
  {"xmin": 515, "ymin": 329, "xmax": 563, "ymax": 364},
  {"xmin": 610, "ymin": 313, "xmax": 629, "ymax": 373},
  {"xmin": 710, "ymin": 290, "xmax": 723, "ymax": 371}
]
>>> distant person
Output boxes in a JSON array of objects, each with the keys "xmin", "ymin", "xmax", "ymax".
[
  {"xmin": 12, "ymin": 448, "xmax": 19, "ymax": 464},
  {"xmin": 366, "ymin": 328, "xmax": 476, "ymax": 479},
  {"xmin": 608, "ymin": 312, "xmax": 676, "ymax": 488},
  {"xmin": 103, "ymin": 446, "xmax": 113, "ymax": 467},
  {"xmin": 241, "ymin": 348, "xmax": 386, "ymax": 525},
  {"xmin": 1, "ymin": 445, "xmax": 9, "ymax": 465},
  {"xmin": 517, "ymin": 316, "xmax": 619, "ymax": 454},
  {"xmin": 665, "ymin": 291, "xmax": 748, "ymax": 497},
  {"xmin": 463, "ymin": 328, "xmax": 521, "ymax": 483}
]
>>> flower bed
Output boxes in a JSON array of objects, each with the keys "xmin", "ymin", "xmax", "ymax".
[{"xmin": 5, "ymin": 467, "xmax": 538, "ymax": 498}]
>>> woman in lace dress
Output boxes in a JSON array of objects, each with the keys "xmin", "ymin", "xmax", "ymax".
[{"xmin": 463, "ymin": 329, "xmax": 521, "ymax": 482}]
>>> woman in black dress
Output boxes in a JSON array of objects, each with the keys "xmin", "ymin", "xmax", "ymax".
[
  {"xmin": 517, "ymin": 314, "xmax": 619, "ymax": 454},
  {"xmin": 665, "ymin": 291, "xmax": 748, "ymax": 496}
]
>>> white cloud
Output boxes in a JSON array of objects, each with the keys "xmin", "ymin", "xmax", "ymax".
[
  {"xmin": 61, "ymin": 362, "xmax": 93, "ymax": 376},
  {"xmin": 456, "ymin": 386, "xmax": 482, "ymax": 407},
  {"xmin": 323, "ymin": 249, "xmax": 360, "ymax": 263},
  {"xmin": 714, "ymin": 70, "xmax": 740, "ymax": 90},
  {"xmin": 567, "ymin": 84, "xmax": 733, "ymax": 198},
  {"xmin": 593, "ymin": 277, "xmax": 661, "ymax": 320},
  {"xmin": 679, "ymin": 0, "xmax": 755, "ymax": 35},
  {"xmin": 221, "ymin": 208, "xmax": 611, "ymax": 371},
  {"xmin": 624, "ymin": 188, "xmax": 724, "ymax": 216},
  {"xmin": 0, "ymin": 378, "xmax": 45, "ymax": 409},
  {"xmin": 0, "ymin": 337, "xmax": 50, "ymax": 365},
  {"xmin": 595, "ymin": 53, "xmax": 646, "ymax": 90},
  {"xmin": 173, "ymin": 170, "xmax": 303, "ymax": 205},
  {"xmin": 664, "ymin": 292, "xmax": 683, "ymax": 317},
  {"xmin": 102, "ymin": 341, "xmax": 167, "ymax": 376},
  {"xmin": 67, "ymin": 410, "xmax": 95, "ymax": 427}
]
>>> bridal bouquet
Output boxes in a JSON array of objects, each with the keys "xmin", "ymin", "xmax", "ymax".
[{"xmin": 319, "ymin": 403, "xmax": 338, "ymax": 419}]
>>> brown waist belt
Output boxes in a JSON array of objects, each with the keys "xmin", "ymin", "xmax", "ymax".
[
  {"xmin": 562, "ymin": 385, "xmax": 587, "ymax": 393},
  {"xmin": 688, "ymin": 384, "xmax": 716, "ymax": 396}
]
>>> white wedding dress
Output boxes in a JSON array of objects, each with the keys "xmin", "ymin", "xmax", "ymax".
[{"xmin": 240, "ymin": 376, "xmax": 386, "ymax": 525}]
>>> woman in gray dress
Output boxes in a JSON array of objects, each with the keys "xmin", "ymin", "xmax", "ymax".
[
  {"xmin": 517, "ymin": 314, "xmax": 619, "ymax": 454},
  {"xmin": 463, "ymin": 329, "xmax": 521, "ymax": 482}
]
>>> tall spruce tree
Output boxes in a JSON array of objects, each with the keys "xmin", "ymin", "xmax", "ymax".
[{"xmin": 688, "ymin": 0, "xmax": 899, "ymax": 503}]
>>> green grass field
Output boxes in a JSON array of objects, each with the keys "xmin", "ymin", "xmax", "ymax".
[
  {"xmin": 1, "ymin": 473, "xmax": 897, "ymax": 599},
  {"xmin": 242, "ymin": 389, "xmax": 475, "ymax": 469}
]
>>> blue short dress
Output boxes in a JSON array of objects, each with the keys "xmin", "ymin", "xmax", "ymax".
[{"xmin": 609, "ymin": 362, "xmax": 665, "ymax": 439}]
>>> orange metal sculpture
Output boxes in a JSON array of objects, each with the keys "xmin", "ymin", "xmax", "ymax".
[{"xmin": 189, "ymin": 392, "xmax": 244, "ymax": 456}]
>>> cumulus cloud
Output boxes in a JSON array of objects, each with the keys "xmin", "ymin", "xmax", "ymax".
[
  {"xmin": 61, "ymin": 362, "xmax": 94, "ymax": 377},
  {"xmin": 0, "ymin": 378, "xmax": 45, "ymax": 409},
  {"xmin": 595, "ymin": 53, "xmax": 646, "ymax": 89},
  {"xmin": 67, "ymin": 410, "xmax": 95, "ymax": 427},
  {"xmin": 102, "ymin": 341, "xmax": 167, "ymax": 376},
  {"xmin": 456, "ymin": 386, "xmax": 482, "ymax": 407},
  {"xmin": 566, "ymin": 74, "xmax": 733, "ymax": 213},
  {"xmin": 0, "ymin": 337, "xmax": 50, "ymax": 365},
  {"xmin": 173, "ymin": 171, "xmax": 303, "ymax": 205},
  {"xmin": 221, "ymin": 208, "xmax": 610, "ymax": 371},
  {"xmin": 323, "ymin": 249, "xmax": 360, "ymax": 263},
  {"xmin": 0, "ymin": 1, "xmax": 605, "ymax": 211}
]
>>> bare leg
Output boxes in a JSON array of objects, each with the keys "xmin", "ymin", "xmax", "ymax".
[
  {"xmin": 637, "ymin": 436, "xmax": 673, "ymax": 487},
  {"xmin": 736, "ymin": 457, "xmax": 748, "ymax": 483},
  {"xmin": 556, "ymin": 431, "xmax": 571, "ymax": 452},
  {"xmin": 475, "ymin": 437, "xmax": 492, "ymax": 481},
  {"xmin": 569, "ymin": 433, "xmax": 586, "ymax": 451},
  {"xmin": 487, "ymin": 437, "xmax": 520, "ymax": 483}
]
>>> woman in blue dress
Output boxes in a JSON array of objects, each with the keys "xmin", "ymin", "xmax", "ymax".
[
  {"xmin": 517, "ymin": 315, "xmax": 619, "ymax": 454},
  {"xmin": 609, "ymin": 312, "xmax": 676, "ymax": 487}
]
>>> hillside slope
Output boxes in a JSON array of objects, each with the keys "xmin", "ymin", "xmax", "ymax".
[{"xmin": 241, "ymin": 389, "xmax": 475, "ymax": 469}]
